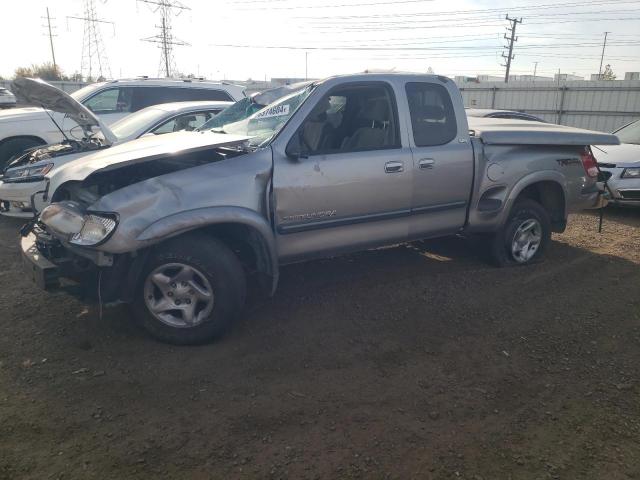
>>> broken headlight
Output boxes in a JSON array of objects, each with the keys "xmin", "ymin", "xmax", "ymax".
[
  {"xmin": 70, "ymin": 213, "xmax": 118, "ymax": 246},
  {"xmin": 40, "ymin": 202, "xmax": 118, "ymax": 246},
  {"xmin": 2, "ymin": 163, "xmax": 54, "ymax": 183}
]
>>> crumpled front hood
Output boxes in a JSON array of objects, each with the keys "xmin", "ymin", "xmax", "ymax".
[
  {"xmin": 11, "ymin": 77, "xmax": 116, "ymax": 145},
  {"xmin": 593, "ymin": 142, "xmax": 640, "ymax": 168},
  {"xmin": 46, "ymin": 130, "xmax": 251, "ymax": 197}
]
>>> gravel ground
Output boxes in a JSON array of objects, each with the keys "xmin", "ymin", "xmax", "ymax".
[{"xmin": 0, "ymin": 209, "xmax": 639, "ymax": 480}]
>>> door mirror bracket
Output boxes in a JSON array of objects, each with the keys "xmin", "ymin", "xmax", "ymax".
[{"xmin": 285, "ymin": 130, "xmax": 309, "ymax": 161}]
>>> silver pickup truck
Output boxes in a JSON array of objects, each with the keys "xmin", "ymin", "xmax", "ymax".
[{"xmin": 20, "ymin": 73, "xmax": 618, "ymax": 344}]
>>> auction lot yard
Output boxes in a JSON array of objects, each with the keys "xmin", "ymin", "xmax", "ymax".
[{"xmin": 1, "ymin": 210, "xmax": 639, "ymax": 480}]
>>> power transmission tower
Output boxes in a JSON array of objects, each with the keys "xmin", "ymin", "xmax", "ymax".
[
  {"xmin": 139, "ymin": 0, "xmax": 191, "ymax": 78},
  {"xmin": 501, "ymin": 15, "xmax": 522, "ymax": 84},
  {"xmin": 67, "ymin": 0, "xmax": 114, "ymax": 80},
  {"xmin": 598, "ymin": 32, "xmax": 610, "ymax": 80},
  {"xmin": 42, "ymin": 7, "xmax": 58, "ymax": 71}
]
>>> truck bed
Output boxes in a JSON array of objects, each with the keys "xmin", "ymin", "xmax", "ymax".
[{"xmin": 467, "ymin": 117, "xmax": 620, "ymax": 146}]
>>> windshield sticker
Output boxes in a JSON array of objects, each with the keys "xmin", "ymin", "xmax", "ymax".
[{"xmin": 254, "ymin": 104, "xmax": 290, "ymax": 120}]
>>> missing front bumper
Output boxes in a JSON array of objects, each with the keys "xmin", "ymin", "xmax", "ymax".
[{"xmin": 21, "ymin": 233, "xmax": 60, "ymax": 290}]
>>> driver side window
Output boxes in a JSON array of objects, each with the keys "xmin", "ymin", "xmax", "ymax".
[{"xmin": 297, "ymin": 83, "xmax": 400, "ymax": 156}]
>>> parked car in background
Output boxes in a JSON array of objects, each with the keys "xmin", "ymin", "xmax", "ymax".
[
  {"xmin": 0, "ymin": 78, "xmax": 232, "ymax": 217},
  {"xmin": 466, "ymin": 108, "xmax": 545, "ymax": 122},
  {"xmin": 0, "ymin": 87, "xmax": 16, "ymax": 108},
  {"xmin": 21, "ymin": 73, "xmax": 618, "ymax": 344},
  {"xmin": 0, "ymin": 77, "xmax": 245, "ymax": 167},
  {"xmin": 595, "ymin": 119, "xmax": 640, "ymax": 206}
]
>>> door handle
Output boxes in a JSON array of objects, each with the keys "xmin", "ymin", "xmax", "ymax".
[
  {"xmin": 419, "ymin": 158, "xmax": 435, "ymax": 169},
  {"xmin": 385, "ymin": 161, "xmax": 404, "ymax": 173}
]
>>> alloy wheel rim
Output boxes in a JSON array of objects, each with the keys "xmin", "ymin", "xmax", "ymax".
[
  {"xmin": 143, "ymin": 263, "xmax": 215, "ymax": 328},
  {"xmin": 511, "ymin": 218, "xmax": 542, "ymax": 263}
]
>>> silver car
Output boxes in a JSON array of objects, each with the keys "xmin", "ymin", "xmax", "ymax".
[{"xmin": 595, "ymin": 119, "xmax": 640, "ymax": 206}]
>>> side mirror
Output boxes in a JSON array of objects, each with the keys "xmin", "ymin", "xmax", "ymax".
[{"xmin": 285, "ymin": 130, "xmax": 308, "ymax": 161}]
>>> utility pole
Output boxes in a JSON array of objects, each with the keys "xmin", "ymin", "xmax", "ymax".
[
  {"xmin": 43, "ymin": 7, "xmax": 57, "ymax": 71},
  {"xmin": 139, "ymin": 0, "xmax": 190, "ymax": 78},
  {"xmin": 501, "ymin": 15, "xmax": 522, "ymax": 83},
  {"xmin": 533, "ymin": 61, "xmax": 538, "ymax": 81},
  {"xmin": 598, "ymin": 32, "xmax": 610, "ymax": 80}
]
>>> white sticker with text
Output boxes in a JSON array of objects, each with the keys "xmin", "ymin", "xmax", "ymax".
[{"xmin": 254, "ymin": 104, "xmax": 290, "ymax": 119}]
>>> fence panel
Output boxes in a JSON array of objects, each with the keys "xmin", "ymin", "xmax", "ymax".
[{"xmin": 458, "ymin": 80, "xmax": 640, "ymax": 132}]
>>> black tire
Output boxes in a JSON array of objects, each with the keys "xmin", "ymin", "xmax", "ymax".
[
  {"xmin": 132, "ymin": 232, "xmax": 246, "ymax": 345},
  {"xmin": 487, "ymin": 199, "xmax": 551, "ymax": 267},
  {"xmin": 0, "ymin": 137, "xmax": 44, "ymax": 170}
]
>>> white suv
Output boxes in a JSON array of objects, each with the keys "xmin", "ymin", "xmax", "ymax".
[{"xmin": 0, "ymin": 78, "xmax": 245, "ymax": 167}]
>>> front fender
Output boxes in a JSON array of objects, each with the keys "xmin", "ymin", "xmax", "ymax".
[{"xmin": 137, "ymin": 206, "xmax": 279, "ymax": 294}]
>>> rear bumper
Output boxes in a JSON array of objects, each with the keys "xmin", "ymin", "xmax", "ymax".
[{"xmin": 573, "ymin": 183, "xmax": 608, "ymax": 211}]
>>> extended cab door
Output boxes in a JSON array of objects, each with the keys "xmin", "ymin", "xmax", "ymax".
[
  {"xmin": 404, "ymin": 81, "xmax": 474, "ymax": 239},
  {"xmin": 271, "ymin": 80, "xmax": 413, "ymax": 263}
]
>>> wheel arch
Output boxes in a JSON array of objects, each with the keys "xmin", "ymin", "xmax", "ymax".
[
  {"xmin": 508, "ymin": 173, "xmax": 567, "ymax": 232},
  {"xmin": 136, "ymin": 206, "xmax": 279, "ymax": 295}
]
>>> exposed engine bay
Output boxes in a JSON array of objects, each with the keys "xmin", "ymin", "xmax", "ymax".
[
  {"xmin": 50, "ymin": 146, "xmax": 247, "ymax": 208},
  {"xmin": 7, "ymin": 138, "xmax": 107, "ymax": 170}
]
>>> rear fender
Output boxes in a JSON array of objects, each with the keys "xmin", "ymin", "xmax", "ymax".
[{"xmin": 467, "ymin": 170, "xmax": 568, "ymax": 233}]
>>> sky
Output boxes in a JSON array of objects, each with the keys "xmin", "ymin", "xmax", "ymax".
[{"xmin": 1, "ymin": 0, "xmax": 640, "ymax": 82}]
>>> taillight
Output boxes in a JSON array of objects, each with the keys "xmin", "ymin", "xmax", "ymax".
[{"xmin": 580, "ymin": 147, "xmax": 599, "ymax": 178}]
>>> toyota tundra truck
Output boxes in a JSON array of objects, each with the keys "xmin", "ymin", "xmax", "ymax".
[{"xmin": 20, "ymin": 73, "xmax": 618, "ymax": 344}]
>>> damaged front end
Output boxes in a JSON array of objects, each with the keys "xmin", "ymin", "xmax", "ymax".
[
  {"xmin": 20, "ymin": 134, "xmax": 270, "ymax": 303},
  {"xmin": 20, "ymin": 201, "xmax": 138, "ymax": 301}
]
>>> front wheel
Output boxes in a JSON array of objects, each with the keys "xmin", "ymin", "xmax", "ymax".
[
  {"xmin": 487, "ymin": 199, "xmax": 551, "ymax": 267},
  {"xmin": 132, "ymin": 233, "xmax": 246, "ymax": 345}
]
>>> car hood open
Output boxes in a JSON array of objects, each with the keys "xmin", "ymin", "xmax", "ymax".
[{"xmin": 11, "ymin": 77, "xmax": 117, "ymax": 145}]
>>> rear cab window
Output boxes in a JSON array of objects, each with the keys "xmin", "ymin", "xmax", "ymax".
[{"xmin": 405, "ymin": 82, "xmax": 457, "ymax": 146}]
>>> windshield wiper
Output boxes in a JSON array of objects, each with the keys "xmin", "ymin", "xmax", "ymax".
[{"xmin": 210, "ymin": 128, "xmax": 226, "ymax": 134}]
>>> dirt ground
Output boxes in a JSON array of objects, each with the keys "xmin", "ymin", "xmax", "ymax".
[{"xmin": 0, "ymin": 209, "xmax": 639, "ymax": 480}]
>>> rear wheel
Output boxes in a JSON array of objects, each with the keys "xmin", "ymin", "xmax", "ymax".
[
  {"xmin": 488, "ymin": 199, "xmax": 551, "ymax": 267},
  {"xmin": 133, "ymin": 233, "xmax": 246, "ymax": 345},
  {"xmin": 0, "ymin": 137, "xmax": 44, "ymax": 169}
]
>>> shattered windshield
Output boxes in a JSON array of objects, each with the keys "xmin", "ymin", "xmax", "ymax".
[
  {"xmin": 201, "ymin": 85, "xmax": 314, "ymax": 147},
  {"xmin": 198, "ymin": 97, "xmax": 262, "ymax": 131}
]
